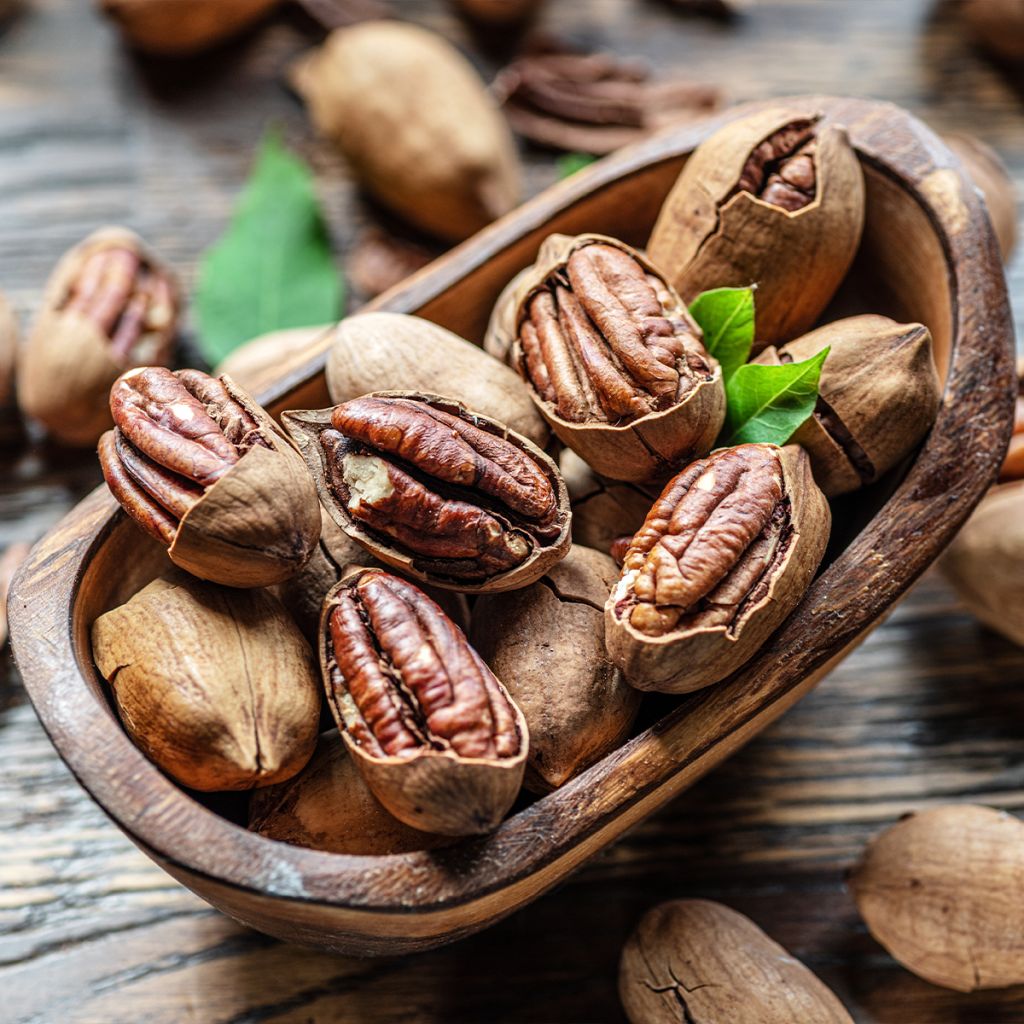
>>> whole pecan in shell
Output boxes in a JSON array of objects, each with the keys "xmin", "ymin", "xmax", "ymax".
[
  {"xmin": 99, "ymin": 367, "xmax": 321, "ymax": 588},
  {"xmin": 605, "ymin": 443, "xmax": 830, "ymax": 693},
  {"xmin": 321, "ymin": 568, "xmax": 528, "ymax": 835},
  {"xmin": 18, "ymin": 227, "xmax": 180, "ymax": 447},
  {"xmin": 756, "ymin": 314, "xmax": 941, "ymax": 496},
  {"xmin": 648, "ymin": 108, "xmax": 865, "ymax": 351},
  {"xmin": 284, "ymin": 392, "xmax": 571, "ymax": 593},
  {"xmin": 512, "ymin": 233, "xmax": 725, "ymax": 483}
]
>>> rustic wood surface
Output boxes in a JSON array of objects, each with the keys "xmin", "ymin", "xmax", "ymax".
[{"xmin": 2, "ymin": 0, "xmax": 1023, "ymax": 1021}]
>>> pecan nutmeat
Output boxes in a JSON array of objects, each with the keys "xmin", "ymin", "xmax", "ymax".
[
  {"xmin": 519, "ymin": 242, "xmax": 716, "ymax": 425},
  {"xmin": 735, "ymin": 119, "xmax": 818, "ymax": 212}
]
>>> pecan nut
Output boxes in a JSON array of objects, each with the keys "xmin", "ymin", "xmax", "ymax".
[
  {"xmin": 284, "ymin": 392, "xmax": 571, "ymax": 593},
  {"xmin": 756, "ymin": 314, "xmax": 941, "ymax": 496},
  {"xmin": 17, "ymin": 227, "xmax": 180, "ymax": 446},
  {"xmin": 321, "ymin": 568, "xmax": 528, "ymax": 835},
  {"xmin": 605, "ymin": 443, "xmax": 830, "ymax": 693},
  {"xmin": 649, "ymin": 108, "xmax": 865, "ymax": 350},
  {"xmin": 512, "ymin": 233, "xmax": 725, "ymax": 483},
  {"xmin": 99, "ymin": 367, "xmax": 322, "ymax": 588}
]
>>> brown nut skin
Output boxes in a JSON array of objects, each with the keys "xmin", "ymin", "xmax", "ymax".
[
  {"xmin": 944, "ymin": 132, "xmax": 1018, "ymax": 262},
  {"xmin": 471, "ymin": 545, "xmax": 641, "ymax": 793},
  {"xmin": 92, "ymin": 576, "xmax": 319, "ymax": 792},
  {"xmin": 284, "ymin": 392, "xmax": 571, "ymax": 594},
  {"xmin": 848, "ymin": 805, "xmax": 1024, "ymax": 992},
  {"xmin": 648, "ymin": 108, "xmax": 865, "ymax": 351},
  {"xmin": 325, "ymin": 312, "xmax": 549, "ymax": 448},
  {"xmin": 320, "ymin": 568, "xmax": 529, "ymax": 835},
  {"xmin": 756, "ymin": 314, "xmax": 941, "ymax": 497},
  {"xmin": 605, "ymin": 443, "xmax": 831, "ymax": 694},
  {"xmin": 512, "ymin": 233, "xmax": 725, "ymax": 484},
  {"xmin": 215, "ymin": 324, "xmax": 333, "ymax": 395},
  {"xmin": 249, "ymin": 729, "xmax": 448, "ymax": 855},
  {"xmin": 964, "ymin": 0, "xmax": 1024, "ymax": 62},
  {"xmin": 98, "ymin": 0, "xmax": 280, "ymax": 56},
  {"xmin": 98, "ymin": 368, "xmax": 322, "ymax": 589},
  {"xmin": 292, "ymin": 21, "xmax": 520, "ymax": 243},
  {"xmin": 620, "ymin": 899, "xmax": 853, "ymax": 1024},
  {"xmin": 18, "ymin": 227, "xmax": 180, "ymax": 447}
]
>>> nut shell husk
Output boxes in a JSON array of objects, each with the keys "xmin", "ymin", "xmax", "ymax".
[
  {"xmin": 513, "ymin": 233, "xmax": 726, "ymax": 483},
  {"xmin": 648, "ymin": 108, "xmax": 865, "ymax": 350},
  {"xmin": 483, "ymin": 264, "xmax": 534, "ymax": 365},
  {"xmin": 165, "ymin": 375, "xmax": 322, "ymax": 589},
  {"xmin": 248, "ymin": 729, "xmax": 447, "ymax": 855},
  {"xmin": 848, "ymin": 805, "xmax": 1024, "ymax": 992},
  {"xmin": 940, "ymin": 480, "xmax": 1024, "ymax": 647},
  {"xmin": 92, "ymin": 576, "xmax": 319, "ymax": 792},
  {"xmin": 619, "ymin": 899, "xmax": 853, "ymax": 1023},
  {"xmin": 292, "ymin": 21, "xmax": 520, "ymax": 242},
  {"xmin": 756, "ymin": 314, "xmax": 941, "ymax": 496},
  {"xmin": 320, "ymin": 570, "xmax": 529, "ymax": 835},
  {"xmin": 325, "ymin": 312, "xmax": 548, "ymax": 447},
  {"xmin": 18, "ymin": 227, "xmax": 180, "ymax": 447},
  {"xmin": 944, "ymin": 132, "xmax": 1018, "ymax": 261},
  {"xmin": 215, "ymin": 324, "xmax": 333, "ymax": 395},
  {"xmin": 964, "ymin": 0, "xmax": 1024, "ymax": 62},
  {"xmin": 99, "ymin": 0, "xmax": 280, "ymax": 56},
  {"xmin": 283, "ymin": 392, "xmax": 572, "ymax": 594},
  {"xmin": 605, "ymin": 445, "xmax": 830, "ymax": 693},
  {"xmin": 472, "ymin": 545, "xmax": 641, "ymax": 792}
]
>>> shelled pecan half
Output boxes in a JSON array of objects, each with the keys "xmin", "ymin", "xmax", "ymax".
[
  {"xmin": 321, "ymin": 569, "xmax": 528, "ymax": 835},
  {"xmin": 98, "ymin": 367, "xmax": 321, "ymax": 588},
  {"xmin": 511, "ymin": 233, "xmax": 725, "ymax": 483},
  {"xmin": 605, "ymin": 444, "xmax": 830, "ymax": 693},
  {"xmin": 18, "ymin": 227, "xmax": 180, "ymax": 446},
  {"xmin": 284, "ymin": 392, "xmax": 571, "ymax": 592},
  {"xmin": 649, "ymin": 108, "xmax": 865, "ymax": 350}
]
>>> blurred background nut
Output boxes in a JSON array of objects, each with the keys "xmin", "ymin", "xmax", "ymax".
[
  {"xmin": 292, "ymin": 21, "xmax": 521, "ymax": 242},
  {"xmin": 214, "ymin": 324, "xmax": 334, "ymax": 395},
  {"xmin": 963, "ymin": 0, "xmax": 1024, "ymax": 63},
  {"xmin": 18, "ymin": 227, "xmax": 180, "ymax": 447},
  {"xmin": 944, "ymin": 132, "xmax": 1018, "ymax": 262},
  {"xmin": 98, "ymin": 0, "xmax": 280, "ymax": 56},
  {"xmin": 471, "ymin": 544, "xmax": 642, "ymax": 793},
  {"xmin": 450, "ymin": 0, "xmax": 544, "ymax": 27},
  {"xmin": 92, "ymin": 576, "xmax": 320, "ymax": 792},
  {"xmin": 0, "ymin": 288, "xmax": 18, "ymax": 440},
  {"xmin": 249, "ymin": 730, "xmax": 448, "ymax": 855},
  {"xmin": 619, "ymin": 899, "xmax": 853, "ymax": 1023},
  {"xmin": 848, "ymin": 805, "xmax": 1024, "ymax": 992}
]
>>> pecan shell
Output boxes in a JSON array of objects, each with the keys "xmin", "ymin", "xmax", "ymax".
[
  {"xmin": 320, "ymin": 568, "xmax": 529, "ymax": 835},
  {"xmin": 648, "ymin": 108, "xmax": 865, "ymax": 351},
  {"xmin": 472, "ymin": 544, "xmax": 641, "ymax": 793},
  {"xmin": 17, "ymin": 227, "xmax": 180, "ymax": 446},
  {"xmin": 99, "ymin": 367, "xmax": 322, "ymax": 588},
  {"xmin": 512, "ymin": 233, "xmax": 725, "ymax": 483},
  {"xmin": 756, "ymin": 314, "xmax": 941, "ymax": 496},
  {"xmin": 605, "ymin": 443, "xmax": 830, "ymax": 693},
  {"xmin": 284, "ymin": 392, "xmax": 571, "ymax": 593},
  {"xmin": 1001, "ymin": 360, "xmax": 1024, "ymax": 482}
]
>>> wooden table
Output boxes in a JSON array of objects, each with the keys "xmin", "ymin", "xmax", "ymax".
[{"xmin": 2, "ymin": 1, "xmax": 1023, "ymax": 1021}]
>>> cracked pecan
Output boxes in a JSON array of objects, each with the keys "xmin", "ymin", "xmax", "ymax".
[
  {"xmin": 605, "ymin": 444, "xmax": 830, "ymax": 693},
  {"xmin": 284, "ymin": 393, "xmax": 571, "ymax": 592},
  {"xmin": 17, "ymin": 227, "xmax": 180, "ymax": 446},
  {"xmin": 649, "ymin": 108, "xmax": 865, "ymax": 350},
  {"xmin": 99, "ymin": 366, "xmax": 321, "ymax": 588},
  {"xmin": 322, "ymin": 568, "xmax": 528, "ymax": 835},
  {"xmin": 513, "ymin": 234, "xmax": 725, "ymax": 484}
]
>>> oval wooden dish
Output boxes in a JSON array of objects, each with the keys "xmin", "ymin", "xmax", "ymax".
[{"xmin": 8, "ymin": 96, "xmax": 1016, "ymax": 956}]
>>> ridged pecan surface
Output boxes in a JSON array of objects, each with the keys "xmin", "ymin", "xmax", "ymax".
[{"xmin": 736, "ymin": 120, "xmax": 817, "ymax": 212}]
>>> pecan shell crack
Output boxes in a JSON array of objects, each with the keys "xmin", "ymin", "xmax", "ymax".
[{"xmin": 735, "ymin": 118, "xmax": 818, "ymax": 212}]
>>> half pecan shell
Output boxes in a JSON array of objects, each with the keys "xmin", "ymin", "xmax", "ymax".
[
  {"xmin": 511, "ymin": 233, "xmax": 725, "ymax": 483},
  {"xmin": 17, "ymin": 227, "xmax": 180, "ymax": 446},
  {"xmin": 605, "ymin": 443, "xmax": 830, "ymax": 693},
  {"xmin": 756, "ymin": 314, "xmax": 941, "ymax": 496},
  {"xmin": 284, "ymin": 392, "xmax": 571, "ymax": 593},
  {"xmin": 648, "ymin": 108, "xmax": 865, "ymax": 351},
  {"xmin": 99, "ymin": 367, "xmax": 322, "ymax": 588},
  {"xmin": 321, "ymin": 568, "xmax": 528, "ymax": 835}
]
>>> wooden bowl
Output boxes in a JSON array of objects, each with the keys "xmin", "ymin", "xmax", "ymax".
[{"xmin": 9, "ymin": 96, "xmax": 1015, "ymax": 955}]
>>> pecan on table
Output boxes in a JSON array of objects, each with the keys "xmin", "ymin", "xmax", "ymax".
[{"xmin": 322, "ymin": 568, "xmax": 527, "ymax": 835}]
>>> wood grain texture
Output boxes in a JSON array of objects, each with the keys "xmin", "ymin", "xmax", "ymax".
[{"xmin": 2, "ymin": 0, "xmax": 1024, "ymax": 1020}]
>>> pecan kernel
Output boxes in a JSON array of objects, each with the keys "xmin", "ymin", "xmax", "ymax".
[{"xmin": 736, "ymin": 119, "xmax": 818, "ymax": 212}]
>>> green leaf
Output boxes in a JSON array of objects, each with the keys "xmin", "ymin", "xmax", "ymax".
[
  {"xmin": 196, "ymin": 131, "xmax": 344, "ymax": 365},
  {"xmin": 721, "ymin": 347, "xmax": 829, "ymax": 447},
  {"xmin": 688, "ymin": 286, "xmax": 755, "ymax": 383},
  {"xmin": 557, "ymin": 152, "xmax": 597, "ymax": 179}
]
